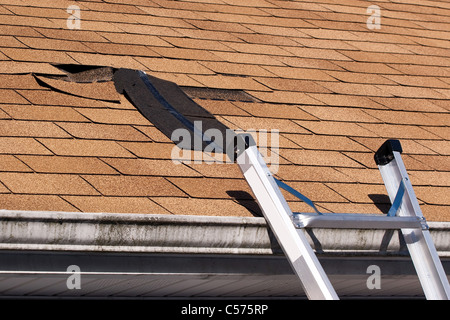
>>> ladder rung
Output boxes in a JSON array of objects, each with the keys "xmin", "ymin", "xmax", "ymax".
[{"xmin": 293, "ymin": 213, "xmax": 426, "ymax": 230}]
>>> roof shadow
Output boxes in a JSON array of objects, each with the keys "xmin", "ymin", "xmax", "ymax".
[
  {"xmin": 226, "ymin": 190, "xmax": 263, "ymax": 218},
  {"xmin": 368, "ymin": 194, "xmax": 391, "ymax": 214}
]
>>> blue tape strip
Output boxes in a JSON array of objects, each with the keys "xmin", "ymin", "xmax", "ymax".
[
  {"xmin": 137, "ymin": 70, "xmax": 224, "ymax": 152},
  {"xmin": 275, "ymin": 179, "xmax": 322, "ymax": 215},
  {"xmin": 387, "ymin": 180, "xmax": 405, "ymax": 217}
]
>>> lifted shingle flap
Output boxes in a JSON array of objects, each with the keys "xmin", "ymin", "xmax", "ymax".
[
  {"xmin": 34, "ymin": 74, "xmax": 121, "ymax": 102},
  {"xmin": 33, "ymin": 65, "xmax": 121, "ymax": 103},
  {"xmin": 113, "ymin": 68, "xmax": 237, "ymax": 158}
]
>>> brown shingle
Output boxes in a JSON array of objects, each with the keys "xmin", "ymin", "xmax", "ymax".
[
  {"xmin": 136, "ymin": 57, "xmax": 215, "ymax": 75},
  {"xmin": 186, "ymin": 163, "xmax": 243, "ymax": 179},
  {"xmin": 56, "ymin": 122, "xmax": 150, "ymax": 142},
  {"xmin": 0, "ymin": 137, "xmax": 52, "ymax": 155},
  {"xmin": 188, "ymin": 19, "xmax": 254, "ymax": 33},
  {"xmin": 324, "ymin": 70, "xmax": 396, "ymax": 85},
  {"xmin": 194, "ymin": 99, "xmax": 250, "ymax": 116},
  {"xmin": 152, "ymin": 197, "xmax": 255, "ymax": 217},
  {"xmin": 326, "ymin": 183, "xmax": 389, "ymax": 204},
  {"xmin": 0, "ymin": 155, "xmax": 32, "ymax": 172},
  {"xmin": 38, "ymin": 138, "xmax": 135, "ymax": 158},
  {"xmin": 101, "ymin": 158, "xmax": 201, "ymax": 177},
  {"xmin": 0, "ymin": 61, "xmax": 66, "ymax": 75},
  {"xmin": 0, "ymin": 24, "xmax": 42, "ymax": 37},
  {"xmin": 151, "ymin": 46, "xmax": 220, "ymax": 61},
  {"xmin": 190, "ymin": 75, "xmax": 270, "ymax": 91},
  {"xmin": 421, "ymin": 205, "xmax": 450, "ymax": 222},
  {"xmin": 0, "ymin": 120, "xmax": 70, "ymax": 138},
  {"xmin": 0, "ymin": 172, "xmax": 99, "ymax": 195},
  {"xmin": 99, "ymin": 32, "xmax": 172, "ymax": 47},
  {"xmin": 370, "ymin": 97, "xmax": 447, "ymax": 113},
  {"xmin": 82, "ymin": 175, "xmax": 185, "ymax": 197},
  {"xmin": 163, "ymin": 37, "xmax": 235, "ymax": 52},
  {"xmin": 118, "ymin": 142, "xmax": 175, "ymax": 159},
  {"xmin": 279, "ymin": 181, "xmax": 347, "ymax": 203},
  {"xmin": 74, "ymin": 108, "xmax": 151, "ymax": 125},
  {"xmin": 0, "ymin": 74, "xmax": 45, "ymax": 90},
  {"xmin": 318, "ymin": 82, "xmax": 393, "ymax": 97},
  {"xmin": 1, "ymin": 105, "xmax": 88, "ymax": 122},
  {"xmin": 222, "ymin": 116, "xmax": 310, "ymax": 134},
  {"xmin": 255, "ymin": 78, "xmax": 331, "ymax": 93},
  {"xmin": 63, "ymin": 196, "xmax": 170, "ymax": 214},
  {"xmin": 275, "ymin": 165, "xmax": 352, "ymax": 183},
  {"xmin": 0, "ymin": 89, "xmax": 29, "ymax": 104},
  {"xmin": 283, "ymin": 134, "xmax": 369, "ymax": 152},
  {"xmin": 284, "ymin": 47, "xmax": 352, "ymax": 61},
  {"xmin": 247, "ymin": 90, "xmax": 323, "ymax": 105},
  {"xmin": 375, "ymin": 85, "xmax": 447, "ymax": 99},
  {"xmin": 17, "ymin": 37, "xmax": 94, "ymax": 53},
  {"xmin": 299, "ymin": 106, "xmax": 380, "ymax": 123},
  {"xmin": 353, "ymin": 137, "xmax": 437, "ymax": 155},
  {"xmin": 412, "ymin": 155, "xmax": 450, "ymax": 171},
  {"xmin": 358, "ymin": 123, "xmax": 441, "ymax": 140},
  {"xmin": 133, "ymin": 126, "xmax": 173, "ymax": 143},
  {"xmin": 332, "ymin": 61, "xmax": 402, "ymax": 75},
  {"xmin": 416, "ymin": 187, "xmax": 450, "ymax": 205},
  {"xmin": 34, "ymin": 76, "xmax": 121, "ymax": 102},
  {"xmin": 17, "ymin": 90, "xmax": 112, "ymax": 108},
  {"xmin": 68, "ymin": 52, "xmax": 146, "ymax": 70},
  {"xmin": 308, "ymin": 93, "xmax": 385, "ymax": 109},
  {"xmin": 212, "ymin": 51, "xmax": 285, "ymax": 66},
  {"xmin": 261, "ymin": 66, "xmax": 337, "ymax": 81},
  {"xmin": 294, "ymin": 120, "xmax": 376, "ymax": 137},
  {"xmin": 0, "ymin": 194, "xmax": 79, "ymax": 212},
  {"xmin": 18, "ymin": 155, "xmax": 118, "ymax": 175},
  {"xmin": 1, "ymin": 48, "xmax": 77, "ymax": 64},
  {"xmin": 85, "ymin": 42, "xmax": 159, "ymax": 57},
  {"xmin": 168, "ymin": 177, "xmax": 253, "ymax": 199},
  {"xmin": 281, "ymin": 149, "xmax": 363, "ymax": 168},
  {"xmin": 35, "ymin": 27, "xmax": 109, "ymax": 42},
  {"xmin": 320, "ymin": 202, "xmax": 390, "ymax": 215},
  {"xmin": 0, "ymin": 35, "xmax": 26, "ymax": 48},
  {"xmin": 410, "ymin": 171, "xmax": 450, "ymax": 187},
  {"xmin": 232, "ymin": 102, "xmax": 317, "ymax": 120},
  {"xmin": 417, "ymin": 140, "xmax": 450, "ymax": 155},
  {"xmin": 0, "ymin": 108, "xmax": 10, "ymax": 119}
]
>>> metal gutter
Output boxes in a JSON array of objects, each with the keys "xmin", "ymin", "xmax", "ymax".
[
  {"xmin": 0, "ymin": 210, "xmax": 449, "ymax": 257},
  {"xmin": 0, "ymin": 210, "xmax": 273, "ymax": 255}
]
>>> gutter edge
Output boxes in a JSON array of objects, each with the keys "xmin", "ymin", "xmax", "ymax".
[{"xmin": 0, "ymin": 210, "xmax": 449, "ymax": 257}]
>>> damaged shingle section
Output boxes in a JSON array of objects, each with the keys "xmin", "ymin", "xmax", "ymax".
[{"xmin": 0, "ymin": 0, "xmax": 448, "ymax": 221}]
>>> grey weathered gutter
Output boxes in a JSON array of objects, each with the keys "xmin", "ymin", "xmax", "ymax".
[
  {"xmin": 0, "ymin": 210, "xmax": 273, "ymax": 255},
  {"xmin": 0, "ymin": 210, "xmax": 449, "ymax": 257}
]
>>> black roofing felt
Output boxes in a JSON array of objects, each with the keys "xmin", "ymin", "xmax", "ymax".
[{"xmin": 113, "ymin": 68, "xmax": 237, "ymax": 158}]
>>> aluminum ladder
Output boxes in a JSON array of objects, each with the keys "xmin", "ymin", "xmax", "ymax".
[{"xmin": 233, "ymin": 135, "xmax": 450, "ymax": 300}]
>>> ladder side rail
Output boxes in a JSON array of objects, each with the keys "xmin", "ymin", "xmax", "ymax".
[
  {"xmin": 377, "ymin": 146, "xmax": 450, "ymax": 300},
  {"xmin": 237, "ymin": 142, "xmax": 339, "ymax": 300}
]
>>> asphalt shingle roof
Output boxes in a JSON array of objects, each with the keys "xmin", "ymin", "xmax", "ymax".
[{"xmin": 0, "ymin": 0, "xmax": 449, "ymax": 220}]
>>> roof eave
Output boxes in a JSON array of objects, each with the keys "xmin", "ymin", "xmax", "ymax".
[{"xmin": 1, "ymin": 210, "xmax": 449, "ymax": 257}]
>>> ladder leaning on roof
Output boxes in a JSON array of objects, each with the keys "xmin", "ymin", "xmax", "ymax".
[{"xmin": 232, "ymin": 135, "xmax": 450, "ymax": 300}]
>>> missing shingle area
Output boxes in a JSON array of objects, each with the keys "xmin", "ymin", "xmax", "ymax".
[
  {"xmin": 181, "ymin": 87, "xmax": 258, "ymax": 103},
  {"xmin": 52, "ymin": 64, "xmax": 115, "ymax": 83}
]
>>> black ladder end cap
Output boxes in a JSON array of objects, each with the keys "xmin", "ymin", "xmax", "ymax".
[{"xmin": 374, "ymin": 139, "xmax": 403, "ymax": 166}]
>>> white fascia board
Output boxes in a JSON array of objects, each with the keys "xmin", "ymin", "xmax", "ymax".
[{"xmin": 0, "ymin": 209, "xmax": 449, "ymax": 257}]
